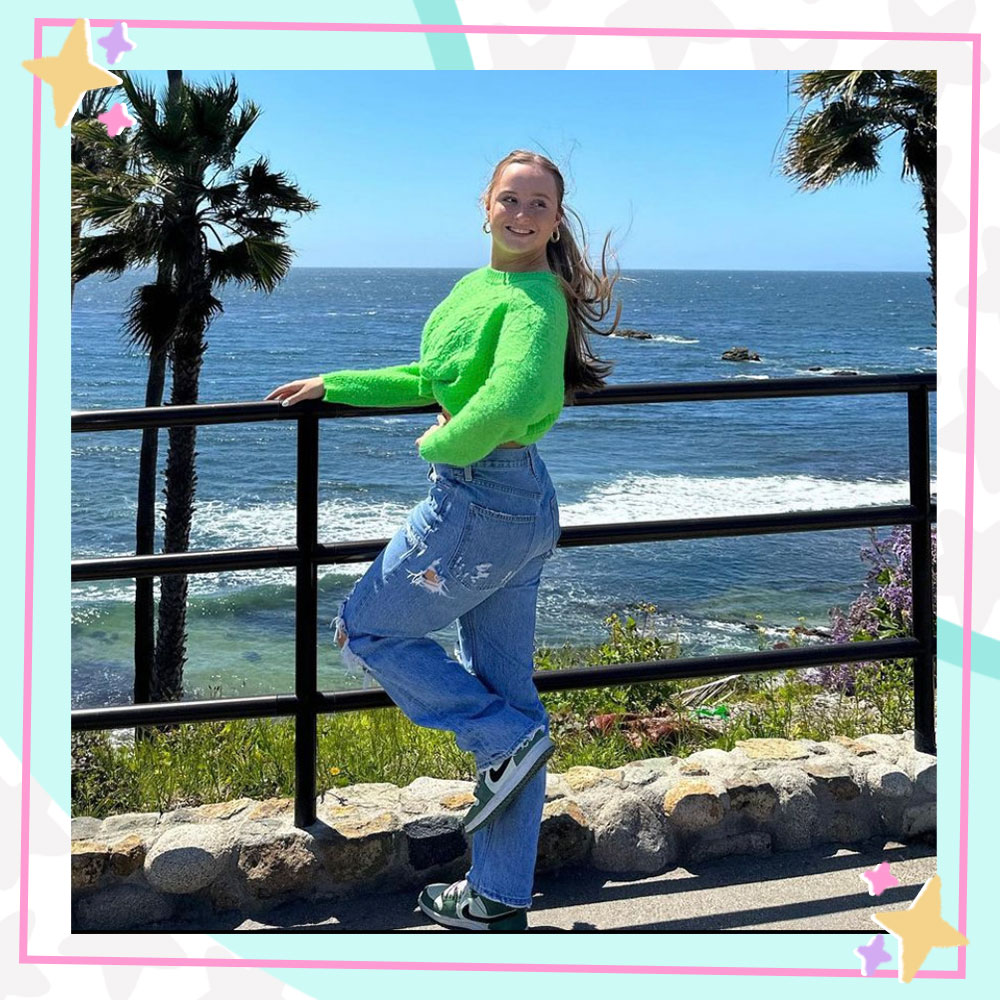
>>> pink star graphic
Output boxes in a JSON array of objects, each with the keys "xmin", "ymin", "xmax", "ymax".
[
  {"xmin": 97, "ymin": 102, "xmax": 135, "ymax": 138},
  {"xmin": 861, "ymin": 861, "xmax": 900, "ymax": 897}
]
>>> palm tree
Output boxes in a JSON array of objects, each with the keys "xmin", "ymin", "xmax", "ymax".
[
  {"xmin": 775, "ymin": 70, "xmax": 937, "ymax": 325},
  {"xmin": 72, "ymin": 75, "xmax": 173, "ymax": 718},
  {"xmin": 72, "ymin": 71, "xmax": 320, "ymax": 709},
  {"xmin": 70, "ymin": 86, "xmax": 139, "ymax": 303}
]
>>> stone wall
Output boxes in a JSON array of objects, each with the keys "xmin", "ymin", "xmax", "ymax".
[{"xmin": 71, "ymin": 732, "xmax": 935, "ymax": 930}]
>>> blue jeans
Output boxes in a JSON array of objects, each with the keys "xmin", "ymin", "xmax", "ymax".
[{"xmin": 332, "ymin": 442, "xmax": 561, "ymax": 909}]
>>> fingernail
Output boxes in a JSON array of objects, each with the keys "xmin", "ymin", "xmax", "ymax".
[{"xmin": 281, "ymin": 399, "xmax": 289, "ymax": 407}]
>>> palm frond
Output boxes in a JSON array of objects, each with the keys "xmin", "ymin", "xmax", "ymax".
[
  {"xmin": 73, "ymin": 233, "xmax": 153, "ymax": 284},
  {"xmin": 237, "ymin": 157, "xmax": 321, "ymax": 215},
  {"xmin": 122, "ymin": 281, "xmax": 185, "ymax": 357},
  {"xmin": 207, "ymin": 237, "xmax": 295, "ymax": 292}
]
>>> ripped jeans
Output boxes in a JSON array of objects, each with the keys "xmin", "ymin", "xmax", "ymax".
[{"xmin": 332, "ymin": 442, "xmax": 561, "ymax": 909}]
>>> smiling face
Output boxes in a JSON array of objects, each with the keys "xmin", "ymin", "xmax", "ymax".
[{"xmin": 486, "ymin": 162, "xmax": 562, "ymax": 272}]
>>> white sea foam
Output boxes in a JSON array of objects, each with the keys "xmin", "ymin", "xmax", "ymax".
[
  {"xmin": 608, "ymin": 332, "xmax": 699, "ymax": 344},
  {"xmin": 565, "ymin": 471, "xmax": 937, "ymax": 526},
  {"xmin": 794, "ymin": 367, "xmax": 879, "ymax": 376},
  {"xmin": 72, "ymin": 472, "xmax": 937, "ymax": 607}
]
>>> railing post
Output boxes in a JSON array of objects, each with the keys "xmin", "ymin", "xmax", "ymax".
[
  {"xmin": 294, "ymin": 410, "xmax": 320, "ymax": 827},
  {"xmin": 908, "ymin": 387, "xmax": 936, "ymax": 755}
]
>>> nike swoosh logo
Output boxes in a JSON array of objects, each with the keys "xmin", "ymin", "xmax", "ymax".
[
  {"xmin": 459, "ymin": 900, "xmax": 517, "ymax": 923},
  {"xmin": 488, "ymin": 759, "xmax": 509, "ymax": 785}
]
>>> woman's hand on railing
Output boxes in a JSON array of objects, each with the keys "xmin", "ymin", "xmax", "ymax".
[
  {"xmin": 415, "ymin": 412, "xmax": 449, "ymax": 452},
  {"xmin": 264, "ymin": 377, "xmax": 326, "ymax": 407}
]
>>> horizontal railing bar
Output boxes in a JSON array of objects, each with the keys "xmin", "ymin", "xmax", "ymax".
[
  {"xmin": 531, "ymin": 503, "xmax": 937, "ymax": 548},
  {"xmin": 72, "ymin": 545, "xmax": 299, "ymax": 581},
  {"xmin": 72, "ymin": 692, "xmax": 301, "ymax": 730},
  {"xmin": 570, "ymin": 372, "xmax": 936, "ymax": 405},
  {"xmin": 72, "ymin": 502, "xmax": 937, "ymax": 580},
  {"xmin": 528, "ymin": 636, "xmax": 923, "ymax": 693},
  {"xmin": 71, "ymin": 373, "xmax": 937, "ymax": 432},
  {"xmin": 71, "ymin": 636, "xmax": 923, "ymax": 731}
]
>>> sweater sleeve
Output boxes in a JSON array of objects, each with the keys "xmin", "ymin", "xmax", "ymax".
[
  {"xmin": 417, "ymin": 290, "xmax": 566, "ymax": 466},
  {"xmin": 319, "ymin": 360, "xmax": 435, "ymax": 408}
]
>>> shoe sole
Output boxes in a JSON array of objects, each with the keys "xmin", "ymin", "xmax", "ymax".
[
  {"xmin": 417, "ymin": 893, "xmax": 527, "ymax": 931},
  {"xmin": 463, "ymin": 737, "xmax": 555, "ymax": 835}
]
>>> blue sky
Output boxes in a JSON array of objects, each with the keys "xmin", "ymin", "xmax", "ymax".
[{"xmin": 158, "ymin": 70, "xmax": 927, "ymax": 272}]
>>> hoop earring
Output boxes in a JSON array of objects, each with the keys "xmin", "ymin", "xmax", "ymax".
[
  {"xmin": 482, "ymin": 221, "xmax": 491, "ymax": 234},
  {"xmin": 550, "ymin": 228, "xmax": 560, "ymax": 243}
]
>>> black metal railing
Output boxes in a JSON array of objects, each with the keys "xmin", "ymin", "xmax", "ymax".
[{"xmin": 71, "ymin": 372, "xmax": 937, "ymax": 827}]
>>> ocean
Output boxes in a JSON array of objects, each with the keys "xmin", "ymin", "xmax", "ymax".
[{"xmin": 71, "ymin": 267, "xmax": 937, "ymax": 709}]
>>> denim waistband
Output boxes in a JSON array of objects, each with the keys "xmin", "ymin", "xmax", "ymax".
[{"xmin": 430, "ymin": 442, "xmax": 538, "ymax": 478}]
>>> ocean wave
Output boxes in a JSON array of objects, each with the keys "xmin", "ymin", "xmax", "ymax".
[
  {"xmin": 71, "ymin": 471, "xmax": 937, "ymax": 607},
  {"xmin": 570, "ymin": 471, "xmax": 938, "ymax": 526},
  {"xmin": 794, "ymin": 367, "xmax": 879, "ymax": 376},
  {"xmin": 608, "ymin": 332, "xmax": 700, "ymax": 344}
]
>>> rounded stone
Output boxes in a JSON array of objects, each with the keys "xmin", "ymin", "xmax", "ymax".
[
  {"xmin": 71, "ymin": 839, "xmax": 109, "ymax": 890},
  {"xmin": 661, "ymin": 778, "xmax": 728, "ymax": 831},
  {"xmin": 736, "ymin": 738, "xmax": 810, "ymax": 761},
  {"xmin": 861, "ymin": 761, "xmax": 913, "ymax": 799},
  {"xmin": 75, "ymin": 884, "xmax": 174, "ymax": 931},
  {"xmin": 537, "ymin": 798, "xmax": 591, "ymax": 871},
  {"xmin": 564, "ymin": 766, "xmax": 623, "ymax": 793},
  {"xmin": 592, "ymin": 792, "xmax": 675, "ymax": 874},
  {"xmin": 145, "ymin": 824, "xmax": 232, "ymax": 893}
]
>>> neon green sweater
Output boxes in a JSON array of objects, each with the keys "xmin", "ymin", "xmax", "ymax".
[{"xmin": 319, "ymin": 266, "xmax": 569, "ymax": 466}]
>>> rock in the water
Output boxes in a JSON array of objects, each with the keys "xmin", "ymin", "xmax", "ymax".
[
  {"xmin": 611, "ymin": 328, "xmax": 653, "ymax": 340},
  {"xmin": 721, "ymin": 346, "xmax": 761, "ymax": 361}
]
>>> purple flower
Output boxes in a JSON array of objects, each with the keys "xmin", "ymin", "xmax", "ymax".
[{"xmin": 816, "ymin": 525, "xmax": 936, "ymax": 695}]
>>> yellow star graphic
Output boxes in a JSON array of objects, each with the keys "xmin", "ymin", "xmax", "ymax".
[
  {"xmin": 873, "ymin": 873, "xmax": 969, "ymax": 983},
  {"xmin": 22, "ymin": 18, "xmax": 122, "ymax": 127}
]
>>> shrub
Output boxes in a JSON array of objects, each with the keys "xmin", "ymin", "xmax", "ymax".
[{"xmin": 815, "ymin": 524, "xmax": 936, "ymax": 696}]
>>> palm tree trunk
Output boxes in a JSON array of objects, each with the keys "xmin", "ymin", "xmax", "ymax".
[
  {"xmin": 70, "ymin": 219, "xmax": 80, "ymax": 305},
  {"xmin": 134, "ymin": 348, "xmax": 167, "ymax": 705},
  {"xmin": 145, "ymin": 67, "xmax": 192, "ymax": 716},
  {"xmin": 920, "ymin": 175, "xmax": 936, "ymax": 329},
  {"xmin": 152, "ymin": 326, "xmax": 205, "ymax": 704}
]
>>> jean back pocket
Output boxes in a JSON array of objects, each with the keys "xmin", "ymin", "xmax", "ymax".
[{"xmin": 446, "ymin": 502, "xmax": 535, "ymax": 591}]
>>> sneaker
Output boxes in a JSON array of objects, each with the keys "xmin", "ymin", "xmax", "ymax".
[
  {"xmin": 462, "ymin": 726, "xmax": 555, "ymax": 835},
  {"xmin": 417, "ymin": 878, "xmax": 528, "ymax": 931}
]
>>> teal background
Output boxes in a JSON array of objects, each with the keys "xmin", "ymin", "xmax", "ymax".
[{"xmin": 2, "ymin": 2, "xmax": 991, "ymax": 994}]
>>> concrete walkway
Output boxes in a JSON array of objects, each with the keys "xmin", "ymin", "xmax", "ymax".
[{"xmin": 141, "ymin": 837, "xmax": 936, "ymax": 932}]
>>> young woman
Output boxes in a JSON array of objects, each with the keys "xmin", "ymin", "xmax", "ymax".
[{"xmin": 266, "ymin": 149, "xmax": 621, "ymax": 931}]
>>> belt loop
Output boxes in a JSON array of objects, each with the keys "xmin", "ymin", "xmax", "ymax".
[
  {"xmin": 463, "ymin": 464, "xmax": 473, "ymax": 481},
  {"xmin": 527, "ymin": 447, "xmax": 536, "ymax": 476}
]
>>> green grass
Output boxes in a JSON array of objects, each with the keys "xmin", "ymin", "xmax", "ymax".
[{"xmin": 71, "ymin": 603, "xmax": 920, "ymax": 819}]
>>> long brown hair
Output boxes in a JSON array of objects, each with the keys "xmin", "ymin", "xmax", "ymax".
[{"xmin": 481, "ymin": 149, "xmax": 622, "ymax": 402}]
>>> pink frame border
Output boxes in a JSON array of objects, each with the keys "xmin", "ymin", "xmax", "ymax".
[{"xmin": 25, "ymin": 17, "xmax": 978, "ymax": 979}]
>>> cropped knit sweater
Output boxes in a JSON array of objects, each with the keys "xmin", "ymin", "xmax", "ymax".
[{"xmin": 319, "ymin": 266, "xmax": 570, "ymax": 466}]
